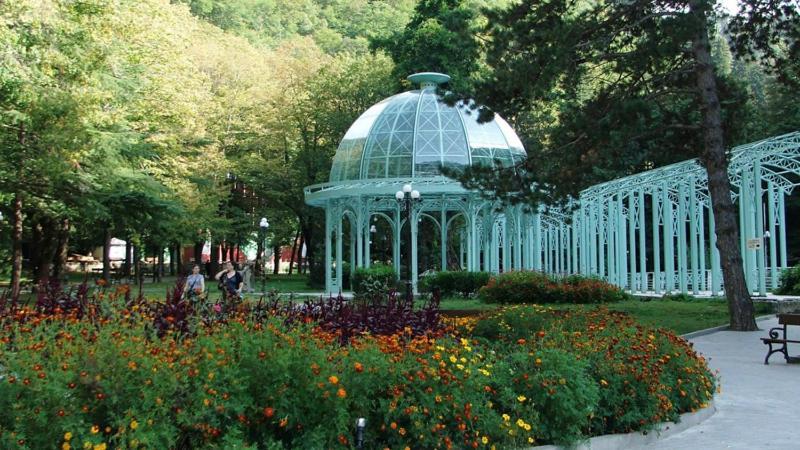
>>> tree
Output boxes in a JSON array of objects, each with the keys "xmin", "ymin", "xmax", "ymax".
[{"xmin": 447, "ymin": 0, "xmax": 799, "ymax": 331}]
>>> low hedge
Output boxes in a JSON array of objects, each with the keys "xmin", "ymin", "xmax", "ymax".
[
  {"xmin": 418, "ymin": 271, "xmax": 491, "ymax": 297},
  {"xmin": 478, "ymin": 271, "xmax": 628, "ymax": 304},
  {"xmin": 351, "ymin": 264, "xmax": 397, "ymax": 299}
]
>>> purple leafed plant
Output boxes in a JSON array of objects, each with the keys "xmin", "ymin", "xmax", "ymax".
[
  {"xmin": 249, "ymin": 289, "xmax": 443, "ymax": 344},
  {"xmin": 152, "ymin": 278, "xmax": 194, "ymax": 338}
]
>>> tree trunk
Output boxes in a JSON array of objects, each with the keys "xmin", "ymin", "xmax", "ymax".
[
  {"xmin": 288, "ymin": 230, "xmax": 300, "ymax": 274},
  {"xmin": 10, "ymin": 192, "xmax": 24, "ymax": 300},
  {"xmin": 102, "ymin": 227, "xmax": 111, "ymax": 281},
  {"xmin": 52, "ymin": 218, "xmax": 70, "ymax": 282},
  {"xmin": 209, "ymin": 242, "xmax": 220, "ymax": 276},
  {"xmin": 297, "ymin": 234, "xmax": 305, "ymax": 274},
  {"xmin": 134, "ymin": 245, "xmax": 142, "ymax": 288},
  {"xmin": 273, "ymin": 245, "xmax": 281, "ymax": 275},
  {"xmin": 34, "ymin": 219, "xmax": 58, "ymax": 285},
  {"xmin": 158, "ymin": 247, "xmax": 165, "ymax": 281},
  {"xmin": 124, "ymin": 239, "xmax": 132, "ymax": 277},
  {"xmin": 152, "ymin": 247, "xmax": 158, "ymax": 283},
  {"xmin": 169, "ymin": 245, "xmax": 176, "ymax": 276},
  {"xmin": 175, "ymin": 243, "xmax": 182, "ymax": 276},
  {"xmin": 690, "ymin": 0, "xmax": 757, "ymax": 331},
  {"xmin": 31, "ymin": 220, "xmax": 43, "ymax": 280},
  {"xmin": 193, "ymin": 241, "xmax": 203, "ymax": 266}
]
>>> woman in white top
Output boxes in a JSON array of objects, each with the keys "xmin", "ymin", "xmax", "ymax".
[{"xmin": 184, "ymin": 264, "xmax": 206, "ymax": 301}]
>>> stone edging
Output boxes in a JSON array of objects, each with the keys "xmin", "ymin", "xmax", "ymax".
[
  {"xmin": 525, "ymin": 400, "xmax": 716, "ymax": 450},
  {"xmin": 681, "ymin": 314, "xmax": 774, "ymax": 339}
]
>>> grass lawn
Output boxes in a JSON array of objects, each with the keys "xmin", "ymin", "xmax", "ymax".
[{"xmin": 435, "ymin": 296, "xmax": 775, "ymax": 335}]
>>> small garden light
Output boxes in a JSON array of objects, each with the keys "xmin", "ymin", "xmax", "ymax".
[{"xmin": 355, "ymin": 417, "xmax": 366, "ymax": 448}]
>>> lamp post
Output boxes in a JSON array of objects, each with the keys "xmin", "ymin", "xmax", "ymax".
[
  {"xmin": 259, "ymin": 217, "xmax": 269, "ymax": 294},
  {"xmin": 764, "ymin": 230, "xmax": 771, "ymax": 287},
  {"xmin": 395, "ymin": 184, "xmax": 421, "ymax": 304}
]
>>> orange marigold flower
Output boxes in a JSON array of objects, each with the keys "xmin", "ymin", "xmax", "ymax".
[
  {"xmin": 328, "ymin": 375, "xmax": 339, "ymax": 385},
  {"xmin": 354, "ymin": 362, "xmax": 364, "ymax": 373},
  {"xmin": 337, "ymin": 388, "xmax": 347, "ymax": 398},
  {"xmin": 263, "ymin": 407, "xmax": 274, "ymax": 418}
]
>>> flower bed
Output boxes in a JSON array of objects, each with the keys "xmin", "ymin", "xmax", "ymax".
[
  {"xmin": 0, "ymin": 283, "xmax": 715, "ymax": 449},
  {"xmin": 479, "ymin": 271, "xmax": 629, "ymax": 304}
]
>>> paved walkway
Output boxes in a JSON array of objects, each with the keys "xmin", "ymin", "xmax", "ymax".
[{"xmin": 639, "ymin": 316, "xmax": 799, "ymax": 450}]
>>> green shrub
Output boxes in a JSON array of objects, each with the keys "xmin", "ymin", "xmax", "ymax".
[
  {"xmin": 776, "ymin": 265, "xmax": 800, "ymax": 295},
  {"xmin": 478, "ymin": 271, "xmax": 628, "ymax": 304},
  {"xmin": 351, "ymin": 264, "xmax": 397, "ymax": 299},
  {"xmin": 419, "ymin": 271, "xmax": 491, "ymax": 297}
]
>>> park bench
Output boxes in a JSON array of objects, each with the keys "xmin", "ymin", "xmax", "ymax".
[{"xmin": 762, "ymin": 313, "xmax": 800, "ymax": 365}]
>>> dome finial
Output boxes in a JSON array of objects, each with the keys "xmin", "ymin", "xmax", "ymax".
[{"xmin": 407, "ymin": 72, "xmax": 451, "ymax": 90}]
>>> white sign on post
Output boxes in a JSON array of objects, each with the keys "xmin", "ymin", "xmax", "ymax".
[{"xmin": 746, "ymin": 238, "xmax": 763, "ymax": 250}]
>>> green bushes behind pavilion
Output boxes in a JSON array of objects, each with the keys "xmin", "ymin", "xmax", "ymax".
[{"xmin": 478, "ymin": 271, "xmax": 629, "ymax": 304}]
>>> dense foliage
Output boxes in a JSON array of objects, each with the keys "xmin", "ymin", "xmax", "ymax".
[
  {"xmin": 419, "ymin": 271, "xmax": 491, "ymax": 298},
  {"xmin": 776, "ymin": 265, "xmax": 800, "ymax": 296},
  {"xmin": 350, "ymin": 264, "xmax": 398, "ymax": 300},
  {"xmin": 479, "ymin": 272, "xmax": 629, "ymax": 305},
  {"xmin": 0, "ymin": 285, "xmax": 714, "ymax": 449}
]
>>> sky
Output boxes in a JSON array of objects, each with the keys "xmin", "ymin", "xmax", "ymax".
[{"xmin": 719, "ymin": 0, "xmax": 739, "ymax": 14}]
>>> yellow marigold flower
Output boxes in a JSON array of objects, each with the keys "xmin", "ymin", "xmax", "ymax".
[
  {"xmin": 90, "ymin": 425, "xmax": 100, "ymax": 434},
  {"xmin": 449, "ymin": 355, "xmax": 457, "ymax": 363},
  {"xmin": 516, "ymin": 419, "xmax": 525, "ymax": 428},
  {"xmin": 130, "ymin": 419, "xmax": 138, "ymax": 430},
  {"xmin": 481, "ymin": 436, "xmax": 489, "ymax": 444},
  {"xmin": 502, "ymin": 414, "xmax": 510, "ymax": 422},
  {"xmin": 528, "ymin": 437, "xmax": 534, "ymax": 443},
  {"xmin": 524, "ymin": 424, "xmax": 531, "ymax": 431},
  {"xmin": 517, "ymin": 395, "xmax": 526, "ymax": 402},
  {"xmin": 64, "ymin": 432, "xmax": 72, "ymax": 441},
  {"xmin": 62, "ymin": 443, "xmax": 71, "ymax": 450},
  {"xmin": 93, "ymin": 444, "xmax": 107, "ymax": 450}
]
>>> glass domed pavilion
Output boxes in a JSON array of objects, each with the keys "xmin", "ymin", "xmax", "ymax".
[{"xmin": 304, "ymin": 73, "xmax": 555, "ymax": 293}]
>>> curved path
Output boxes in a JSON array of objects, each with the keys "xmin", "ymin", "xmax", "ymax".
[{"xmin": 640, "ymin": 316, "xmax": 799, "ymax": 450}]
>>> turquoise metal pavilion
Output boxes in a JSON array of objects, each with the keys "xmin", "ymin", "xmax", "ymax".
[
  {"xmin": 305, "ymin": 72, "xmax": 800, "ymax": 296},
  {"xmin": 305, "ymin": 73, "xmax": 529, "ymax": 293}
]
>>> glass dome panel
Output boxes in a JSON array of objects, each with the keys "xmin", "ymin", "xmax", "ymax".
[
  {"xmin": 330, "ymin": 98, "xmax": 391, "ymax": 182},
  {"xmin": 329, "ymin": 76, "xmax": 527, "ymax": 182},
  {"xmin": 414, "ymin": 90, "xmax": 470, "ymax": 176},
  {"xmin": 362, "ymin": 92, "xmax": 417, "ymax": 179}
]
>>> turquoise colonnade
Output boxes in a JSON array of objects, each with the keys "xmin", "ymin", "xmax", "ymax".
[{"xmin": 570, "ymin": 132, "xmax": 800, "ymax": 296}]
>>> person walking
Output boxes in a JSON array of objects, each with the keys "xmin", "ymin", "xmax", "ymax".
[
  {"xmin": 184, "ymin": 264, "xmax": 206, "ymax": 302},
  {"xmin": 215, "ymin": 261, "xmax": 243, "ymax": 300}
]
